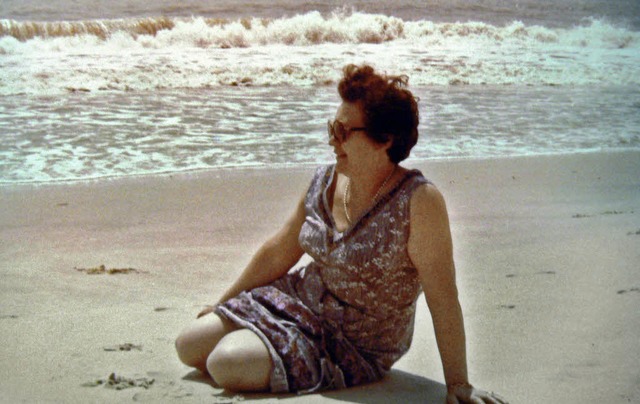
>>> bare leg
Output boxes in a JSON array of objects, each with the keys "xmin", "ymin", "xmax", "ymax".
[
  {"xmin": 175, "ymin": 313, "xmax": 239, "ymax": 373},
  {"xmin": 207, "ymin": 329, "xmax": 273, "ymax": 392}
]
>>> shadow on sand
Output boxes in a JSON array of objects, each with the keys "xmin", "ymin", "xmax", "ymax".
[{"xmin": 185, "ymin": 369, "xmax": 447, "ymax": 403}]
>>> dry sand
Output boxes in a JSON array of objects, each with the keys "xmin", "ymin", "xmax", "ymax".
[{"xmin": 1, "ymin": 151, "xmax": 639, "ymax": 403}]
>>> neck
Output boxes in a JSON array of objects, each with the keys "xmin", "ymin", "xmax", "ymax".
[{"xmin": 348, "ymin": 162, "xmax": 397, "ymax": 200}]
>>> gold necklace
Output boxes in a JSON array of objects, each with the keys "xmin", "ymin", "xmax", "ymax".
[{"xmin": 344, "ymin": 165, "xmax": 397, "ymax": 225}]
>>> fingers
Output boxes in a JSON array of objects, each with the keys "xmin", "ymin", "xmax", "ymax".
[
  {"xmin": 491, "ymin": 391, "xmax": 509, "ymax": 404},
  {"xmin": 483, "ymin": 395, "xmax": 499, "ymax": 404},
  {"xmin": 482, "ymin": 391, "xmax": 509, "ymax": 404},
  {"xmin": 447, "ymin": 385, "xmax": 509, "ymax": 404},
  {"xmin": 196, "ymin": 305, "xmax": 215, "ymax": 318},
  {"xmin": 446, "ymin": 392, "xmax": 460, "ymax": 404}
]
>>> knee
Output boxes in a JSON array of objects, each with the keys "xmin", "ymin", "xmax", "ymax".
[
  {"xmin": 175, "ymin": 331, "xmax": 205, "ymax": 370},
  {"xmin": 206, "ymin": 343, "xmax": 242, "ymax": 388},
  {"xmin": 175, "ymin": 313, "xmax": 242, "ymax": 373},
  {"xmin": 174, "ymin": 333, "xmax": 193, "ymax": 366},
  {"xmin": 206, "ymin": 337, "xmax": 271, "ymax": 392}
]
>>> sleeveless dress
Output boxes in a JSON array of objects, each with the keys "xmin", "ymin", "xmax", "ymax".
[{"xmin": 215, "ymin": 164, "xmax": 430, "ymax": 393}]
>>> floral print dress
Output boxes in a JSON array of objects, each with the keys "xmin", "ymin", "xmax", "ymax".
[{"xmin": 216, "ymin": 164, "xmax": 430, "ymax": 393}]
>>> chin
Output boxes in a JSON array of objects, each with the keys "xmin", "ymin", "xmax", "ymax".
[{"xmin": 334, "ymin": 158, "xmax": 348, "ymax": 174}]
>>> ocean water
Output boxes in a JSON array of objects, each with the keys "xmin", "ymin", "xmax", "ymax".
[{"xmin": 1, "ymin": 0, "xmax": 639, "ymax": 184}]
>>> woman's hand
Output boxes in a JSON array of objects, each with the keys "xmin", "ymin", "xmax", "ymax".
[
  {"xmin": 196, "ymin": 305, "xmax": 216, "ymax": 318},
  {"xmin": 446, "ymin": 383, "xmax": 509, "ymax": 404}
]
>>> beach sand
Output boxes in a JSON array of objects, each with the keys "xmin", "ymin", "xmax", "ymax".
[{"xmin": 1, "ymin": 151, "xmax": 638, "ymax": 403}]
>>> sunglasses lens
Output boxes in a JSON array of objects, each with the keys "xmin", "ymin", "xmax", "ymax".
[
  {"xmin": 337, "ymin": 122, "xmax": 346, "ymax": 141},
  {"xmin": 328, "ymin": 121, "xmax": 342, "ymax": 142}
]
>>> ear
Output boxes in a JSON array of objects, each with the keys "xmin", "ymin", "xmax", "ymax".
[{"xmin": 376, "ymin": 135, "xmax": 393, "ymax": 152}]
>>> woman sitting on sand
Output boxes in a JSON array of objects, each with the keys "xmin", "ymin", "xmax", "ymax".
[{"xmin": 176, "ymin": 64, "xmax": 506, "ymax": 403}]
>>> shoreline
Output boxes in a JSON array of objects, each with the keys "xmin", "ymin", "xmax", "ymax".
[
  {"xmin": 2, "ymin": 148, "xmax": 638, "ymax": 189},
  {"xmin": 1, "ymin": 151, "xmax": 639, "ymax": 403}
]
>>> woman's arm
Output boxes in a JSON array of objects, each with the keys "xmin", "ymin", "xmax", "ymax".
[
  {"xmin": 408, "ymin": 184, "xmax": 506, "ymax": 403},
  {"xmin": 215, "ymin": 193, "xmax": 307, "ymax": 304},
  {"xmin": 408, "ymin": 183, "xmax": 469, "ymax": 388}
]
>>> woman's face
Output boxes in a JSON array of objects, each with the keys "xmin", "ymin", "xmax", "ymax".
[{"xmin": 330, "ymin": 101, "xmax": 389, "ymax": 176}]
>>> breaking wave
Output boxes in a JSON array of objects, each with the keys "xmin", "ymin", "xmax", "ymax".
[
  {"xmin": 2, "ymin": 11, "xmax": 637, "ymax": 48},
  {"xmin": 1, "ymin": 11, "xmax": 638, "ymax": 94}
]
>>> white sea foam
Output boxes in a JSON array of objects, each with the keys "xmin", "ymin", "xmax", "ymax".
[
  {"xmin": 1, "ymin": 85, "xmax": 639, "ymax": 184},
  {"xmin": 1, "ymin": 12, "xmax": 639, "ymax": 95}
]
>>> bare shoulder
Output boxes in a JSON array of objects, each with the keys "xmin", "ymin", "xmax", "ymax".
[{"xmin": 410, "ymin": 182, "xmax": 449, "ymax": 223}]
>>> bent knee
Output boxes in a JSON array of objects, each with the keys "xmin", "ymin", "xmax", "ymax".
[
  {"xmin": 206, "ymin": 343, "xmax": 251, "ymax": 388},
  {"xmin": 206, "ymin": 344, "xmax": 234, "ymax": 382},
  {"xmin": 175, "ymin": 332, "xmax": 205, "ymax": 370},
  {"xmin": 206, "ymin": 331, "xmax": 272, "ymax": 391},
  {"xmin": 175, "ymin": 314, "xmax": 238, "ymax": 371}
]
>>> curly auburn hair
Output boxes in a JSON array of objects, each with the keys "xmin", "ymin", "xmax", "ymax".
[{"xmin": 338, "ymin": 64, "xmax": 419, "ymax": 164}]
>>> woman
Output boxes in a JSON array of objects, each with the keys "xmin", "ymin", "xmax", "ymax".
[{"xmin": 175, "ymin": 64, "xmax": 506, "ymax": 403}]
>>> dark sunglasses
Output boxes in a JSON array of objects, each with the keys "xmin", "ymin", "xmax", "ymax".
[{"xmin": 327, "ymin": 120, "xmax": 367, "ymax": 143}]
